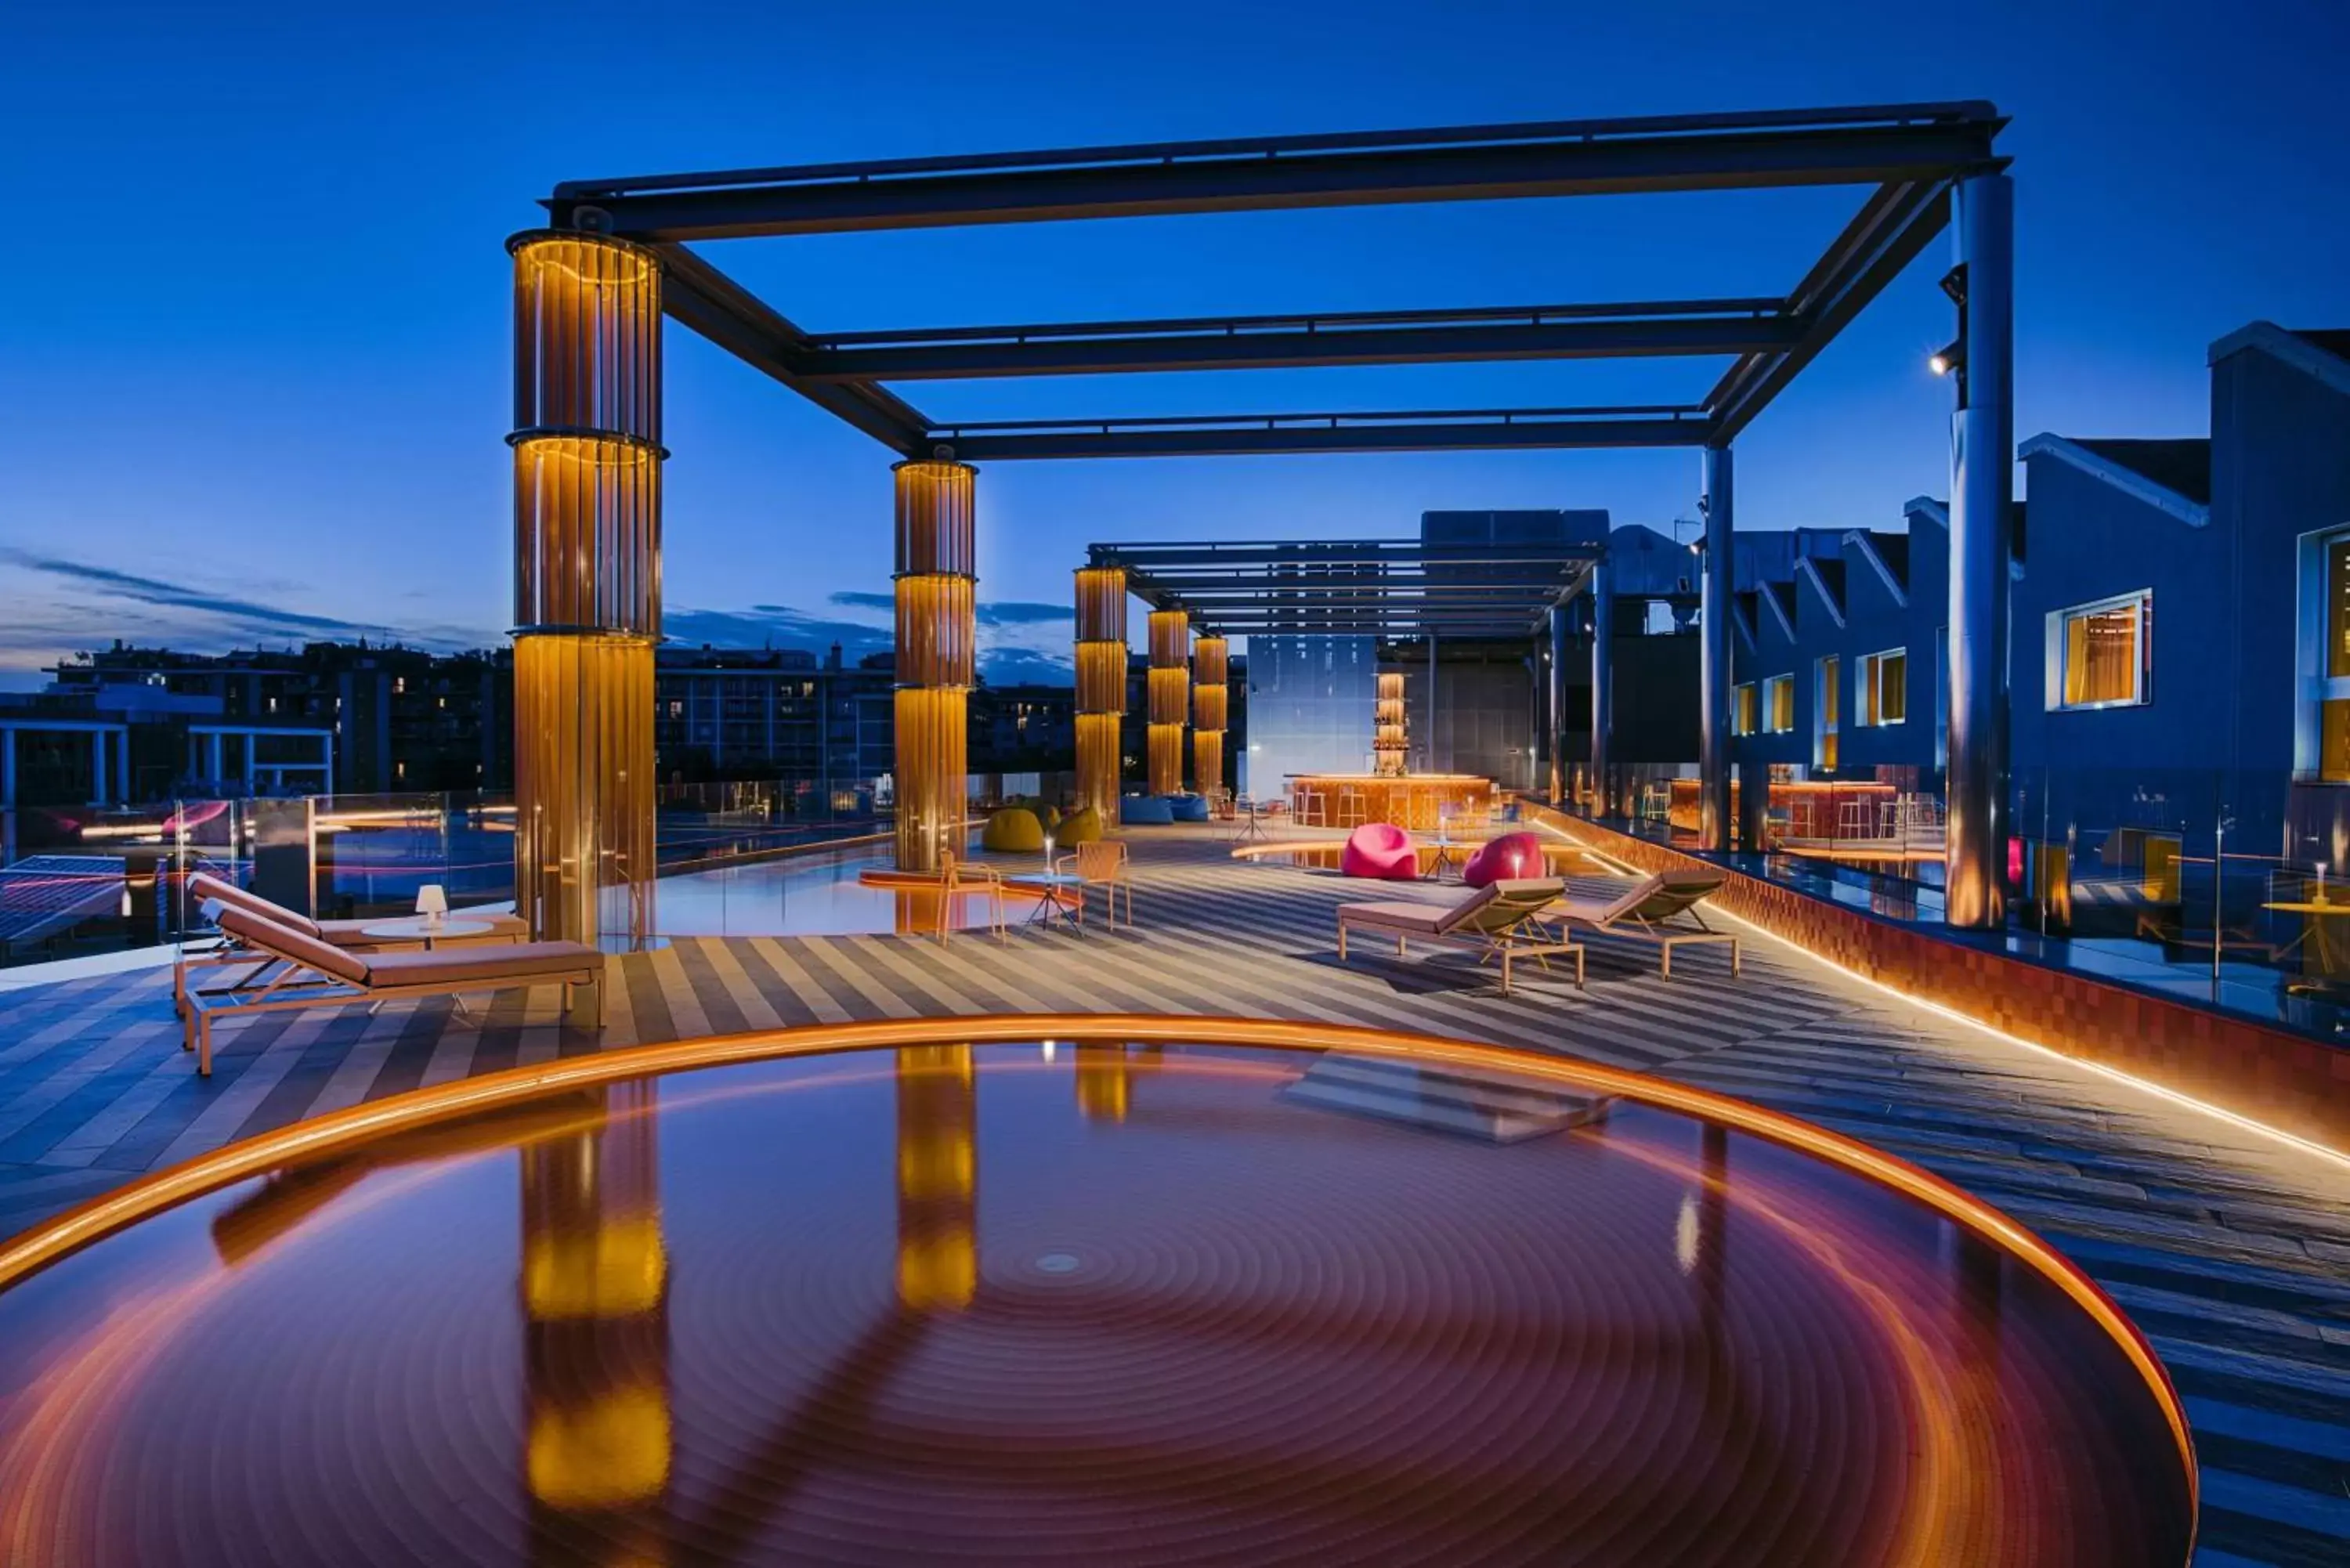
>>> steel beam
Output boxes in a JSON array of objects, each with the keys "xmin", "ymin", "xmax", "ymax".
[
  {"xmin": 793, "ymin": 309, "xmax": 1804, "ymax": 381},
  {"xmin": 650, "ymin": 243, "xmax": 932, "ymax": 452},
  {"xmin": 1705, "ymin": 178, "xmax": 1957, "ymax": 442},
  {"xmin": 551, "ymin": 107, "xmax": 2003, "ymax": 240},
  {"xmin": 935, "ymin": 414, "xmax": 1712, "ymax": 461}
]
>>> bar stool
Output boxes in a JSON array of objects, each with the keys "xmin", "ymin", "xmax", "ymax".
[
  {"xmin": 1336, "ymin": 786, "xmax": 1367, "ymax": 829},
  {"xmin": 1296, "ymin": 785, "xmax": 1328, "ymax": 828}
]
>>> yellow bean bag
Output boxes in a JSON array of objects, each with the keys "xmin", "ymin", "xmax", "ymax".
[
  {"xmin": 981, "ymin": 807, "xmax": 1046, "ymax": 853},
  {"xmin": 1056, "ymin": 807, "xmax": 1104, "ymax": 845}
]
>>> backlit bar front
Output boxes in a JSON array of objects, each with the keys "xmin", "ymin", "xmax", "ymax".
[
  {"xmin": 895, "ymin": 461, "xmax": 978, "ymax": 871},
  {"xmin": 1192, "ymin": 635, "xmax": 1229, "ymax": 802},
  {"xmin": 508, "ymin": 230, "xmax": 663, "ymax": 953},
  {"xmin": 1148, "ymin": 609, "xmax": 1191, "ymax": 797},
  {"xmin": 1074, "ymin": 566, "xmax": 1128, "ymax": 826}
]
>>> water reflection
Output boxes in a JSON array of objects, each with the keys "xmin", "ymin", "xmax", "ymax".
[{"xmin": 0, "ymin": 1042, "xmax": 2190, "ymax": 1568}]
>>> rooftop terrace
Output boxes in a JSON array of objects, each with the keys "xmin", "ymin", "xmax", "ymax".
[{"xmin": 0, "ymin": 824, "xmax": 2342, "ymax": 1563}]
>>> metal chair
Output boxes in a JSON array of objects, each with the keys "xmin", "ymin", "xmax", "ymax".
[
  {"xmin": 938, "ymin": 852, "xmax": 1007, "ymax": 944},
  {"xmin": 1058, "ymin": 839, "xmax": 1135, "ymax": 927}
]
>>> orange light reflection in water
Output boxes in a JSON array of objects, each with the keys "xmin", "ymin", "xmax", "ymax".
[{"xmin": 0, "ymin": 1031, "xmax": 2193, "ymax": 1567}]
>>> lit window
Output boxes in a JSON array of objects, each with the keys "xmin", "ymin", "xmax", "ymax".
[
  {"xmin": 1763, "ymin": 674, "xmax": 1794, "ymax": 734},
  {"xmin": 1732, "ymin": 683, "xmax": 1757, "ymax": 736},
  {"xmin": 2046, "ymin": 591, "xmax": 2151, "ymax": 710},
  {"xmin": 1815, "ymin": 656, "xmax": 1840, "ymax": 770},
  {"xmin": 1859, "ymin": 649, "xmax": 1906, "ymax": 726}
]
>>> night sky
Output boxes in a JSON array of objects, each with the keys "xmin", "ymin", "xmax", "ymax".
[{"xmin": 3, "ymin": 0, "xmax": 2345, "ymax": 687}]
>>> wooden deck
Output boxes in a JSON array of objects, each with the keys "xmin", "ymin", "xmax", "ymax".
[{"xmin": 0, "ymin": 825, "xmax": 2343, "ymax": 1565}]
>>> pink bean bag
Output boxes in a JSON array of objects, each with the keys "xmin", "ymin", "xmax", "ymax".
[
  {"xmin": 1339, "ymin": 822, "xmax": 1419, "ymax": 881},
  {"xmin": 1462, "ymin": 831, "xmax": 1546, "ymax": 887}
]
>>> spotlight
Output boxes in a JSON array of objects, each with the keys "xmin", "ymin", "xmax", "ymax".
[{"xmin": 1929, "ymin": 341, "xmax": 1965, "ymax": 378}]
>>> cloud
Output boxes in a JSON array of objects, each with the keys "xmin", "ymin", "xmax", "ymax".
[
  {"xmin": 0, "ymin": 548, "xmax": 491, "ymax": 663},
  {"xmin": 976, "ymin": 601, "xmax": 1074, "ymax": 627},
  {"xmin": 826, "ymin": 591, "xmax": 895, "ymax": 613}
]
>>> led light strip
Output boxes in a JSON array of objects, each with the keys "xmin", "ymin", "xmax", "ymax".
[{"xmin": 1530, "ymin": 816, "xmax": 2350, "ymax": 1175}]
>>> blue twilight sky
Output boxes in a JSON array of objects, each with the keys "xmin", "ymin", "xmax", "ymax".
[{"xmin": 2, "ymin": 0, "xmax": 2346, "ymax": 687}]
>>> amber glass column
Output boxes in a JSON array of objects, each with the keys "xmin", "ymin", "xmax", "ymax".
[
  {"xmin": 1373, "ymin": 671, "xmax": 1408, "ymax": 777},
  {"xmin": 1148, "ymin": 609, "xmax": 1191, "ymax": 796},
  {"xmin": 522, "ymin": 1082, "xmax": 671, "ymax": 1555},
  {"xmin": 894, "ymin": 461, "xmax": 977, "ymax": 872},
  {"xmin": 896, "ymin": 1044, "xmax": 977, "ymax": 1311},
  {"xmin": 1073, "ymin": 566, "xmax": 1128, "ymax": 826},
  {"xmin": 509, "ymin": 231, "xmax": 662, "ymax": 951},
  {"xmin": 1191, "ymin": 635, "xmax": 1229, "ymax": 802}
]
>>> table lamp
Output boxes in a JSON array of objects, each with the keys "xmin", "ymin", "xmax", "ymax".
[{"xmin": 414, "ymin": 883, "xmax": 449, "ymax": 928}]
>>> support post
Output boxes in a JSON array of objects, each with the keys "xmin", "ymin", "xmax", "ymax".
[
  {"xmin": 1546, "ymin": 603, "xmax": 1570, "ymax": 804},
  {"xmin": 1945, "ymin": 171, "xmax": 2015, "ymax": 930},
  {"xmin": 1073, "ymin": 565, "xmax": 1127, "ymax": 826},
  {"xmin": 1589, "ymin": 559, "xmax": 1616, "ymax": 816},
  {"xmin": 1698, "ymin": 446, "xmax": 1734, "ymax": 851},
  {"xmin": 1425, "ymin": 632, "xmax": 1442, "ymax": 773},
  {"xmin": 509, "ymin": 230, "xmax": 663, "ymax": 948},
  {"xmin": 1191, "ymin": 635, "xmax": 1228, "ymax": 804},
  {"xmin": 1737, "ymin": 757, "xmax": 1770, "ymax": 852},
  {"xmin": 1147, "ymin": 609, "xmax": 1189, "ymax": 796},
  {"xmin": 892, "ymin": 459, "xmax": 978, "ymax": 873}
]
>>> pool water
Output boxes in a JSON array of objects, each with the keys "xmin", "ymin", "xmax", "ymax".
[{"xmin": 0, "ymin": 1040, "xmax": 2193, "ymax": 1566}]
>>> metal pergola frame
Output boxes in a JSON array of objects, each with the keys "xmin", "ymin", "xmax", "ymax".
[
  {"xmin": 544, "ymin": 101, "xmax": 2007, "ymax": 459},
  {"xmin": 1088, "ymin": 538, "xmax": 1600, "ymax": 639}
]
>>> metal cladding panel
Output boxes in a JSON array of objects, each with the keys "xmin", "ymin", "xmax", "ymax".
[
  {"xmin": 511, "ymin": 233, "xmax": 663, "ymax": 445},
  {"xmin": 512, "ymin": 437, "xmax": 663, "ymax": 638},
  {"xmin": 894, "ymin": 461, "xmax": 978, "ymax": 576}
]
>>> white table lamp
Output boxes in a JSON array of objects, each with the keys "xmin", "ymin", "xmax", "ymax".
[{"xmin": 415, "ymin": 884, "xmax": 449, "ymax": 927}]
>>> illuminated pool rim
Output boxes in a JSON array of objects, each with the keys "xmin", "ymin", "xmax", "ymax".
[{"xmin": 0, "ymin": 1012, "xmax": 2197, "ymax": 1554}]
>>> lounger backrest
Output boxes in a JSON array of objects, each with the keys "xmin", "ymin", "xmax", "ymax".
[
  {"xmin": 1457, "ymin": 878, "xmax": 1567, "ymax": 934},
  {"xmin": 190, "ymin": 871, "xmax": 324, "ymax": 938},
  {"xmin": 1625, "ymin": 871, "xmax": 1727, "ymax": 922},
  {"xmin": 1423, "ymin": 880, "xmax": 1503, "ymax": 934},
  {"xmin": 216, "ymin": 905, "xmax": 368, "ymax": 985},
  {"xmin": 1580, "ymin": 874, "xmax": 1665, "ymax": 927}
]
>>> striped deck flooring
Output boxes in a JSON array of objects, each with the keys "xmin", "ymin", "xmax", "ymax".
[{"xmin": 0, "ymin": 826, "xmax": 2343, "ymax": 1566}]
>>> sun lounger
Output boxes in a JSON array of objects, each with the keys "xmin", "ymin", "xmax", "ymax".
[
  {"xmin": 176, "ymin": 871, "xmax": 526, "ymax": 1015},
  {"xmin": 183, "ymin": 905, "xmax": 603, "ymax": 1075},
  {"xmin": 1541, "ymin": 870, "xmax": 1740, "ymax": 977},
  {"xmin": 1336, "ymin": 877, "xmax": 1582, "ymax": 995}
]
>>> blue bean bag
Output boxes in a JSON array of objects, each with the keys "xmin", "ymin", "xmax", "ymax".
[
  {"xmin": 1170, "ymin": 793, "xmax": 1211, "ymax": 822},
  {"xmin": 1121, "ymin": 794, "xmax": 1175, "ymax": 826}
]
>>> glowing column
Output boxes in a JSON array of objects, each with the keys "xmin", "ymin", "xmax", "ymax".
[
  {"xmin": 1192, "ymin": 635, "xmax": 1229, "ymax": 802},
  {"xmin": 1147, "ymin": 609, "xmax": 1190, "ymax": 797},
  {"xmin": 1073, "ymin": 565, "xmax": 1128, "ymax": 826},
  {"xmin": 509, "ymin": 231, "xmax": 662, "ymax": 954},
  {"xmin": 893, "ymin": 460, "xmax": 977, "ymax": 873},
  {"xmin": 896, "ymin": 1044, "xmax": 977, "ymax": 1311},
  {"xmin": 1373, "ymin": 671, "xmax": 1407, "ymax": 778}
]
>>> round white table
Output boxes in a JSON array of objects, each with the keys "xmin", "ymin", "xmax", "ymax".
[{"xmin": 357, "ymin": 917, "xmax": 494, "ymax": 950}]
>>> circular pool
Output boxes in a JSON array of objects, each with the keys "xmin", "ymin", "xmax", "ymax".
[{"xmin": 0, "ymin": 1024, "xmax": 2193, "ymax": 1566}]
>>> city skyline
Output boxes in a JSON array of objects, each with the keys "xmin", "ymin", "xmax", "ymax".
[{"xmin": 4, "ymin": 0, "xmax": 2345, "ymax": 689}]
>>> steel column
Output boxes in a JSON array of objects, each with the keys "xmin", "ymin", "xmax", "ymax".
[
  {"xmin": 1737, "ymin": 759, "xmax": 1770, "ymax": 851},
  {"xmin": 1698, "ymin": 446, "xmax": 1734, "ymax": 851},
  {"xmin": 1192, "ymin": 636, "xmax": 1229, "ymax": 803},
  {"xmin": 508, "ymin": 230, "xmax": 662, "ymax": 957},
  {"xmin": 1589, "ymin": 557, "xmax": 1615, "ymax": 816},
  {"xmin": 1426, "ymin": 634, "xmax": 1442, "ymax": 773},
  {"xmin": 1546, "ymin": 604, "xmax": 1570, "ymax": 803},
  {"xmin": 892, "ymin": 460, "xmax": 978, "ymax": 873},
  {"xmin": 1147, "ymin": 610, "xmax": 1190, "ymax": 795},
  {"xmin": 1072, "ymin": 565, "xmax": 1127, "ymax": 826},
  {"xmin": 1945, "ymin": 172, "xmax": 2014, "ymax": 930}
]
